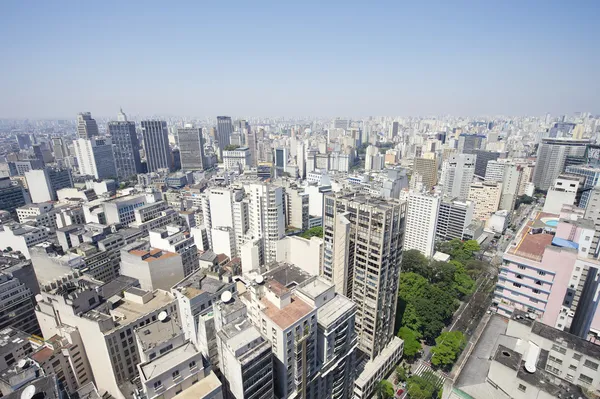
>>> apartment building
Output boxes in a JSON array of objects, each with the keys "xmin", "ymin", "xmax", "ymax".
[
  {"xmin": 468, "ymin": 181, "xmax": 502, "ymax": 220},
  {"xmin": 405, "ymin": 192, "xmax": 439, "ymax": 257},
  {"xmin": 149, "ymin": 225, "xmax": 199, "ymax": 277}
]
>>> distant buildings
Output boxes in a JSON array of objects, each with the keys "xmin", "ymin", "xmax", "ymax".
[
  {"xmin": 0, "ymin": 177, "xmax": 29, "ymax": 214},
  {"xmin": 177, "ymin": 126, "xmax": 206, "ymax": 171},
  {"xmin": 216, "ymin": 116, "xmax": 233, "ymax": 160},
  {"xmin": 142, "ymin": 120, "xmax": 171, "ymax": 172},
  {"xmin": 73, "ymin": 137, "xmax": 117, "ymax": 179},
  {"xmin": 76, "ymin": 112, "xmax": 99, "ymax": 139},
  {"xmin": 533, "ymin": 138, "xmax": 589, "ymax": 191},
  {"xmin": 442, "ymin": 154, "xmax": 476, "ymax": 201},
  {"xmin": 108, "ymin": 113, "xmax": 143, "ymax": 179}
]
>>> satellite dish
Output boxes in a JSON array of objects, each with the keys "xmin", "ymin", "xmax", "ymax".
[
  {"xmin": 34, "ymin": 294, "xmax": 43, "ymax": 303},
  {"xmin": 157, "ymin": 311, "xmax": 168, "ymax": 322},
  {"xmin": 255, "ymin": 275, "xmax": 264, "ymax": 284},
  {"xmin": 17, "ymin": 359, "xmax": 28, "ymax": 369},
  {"xmin": 221, "ymin": 291, "xmax": 233, "ymax": 303},
  {"xmin": 21, "ymin": 385, "xmax": 36, "ymax": 399}
]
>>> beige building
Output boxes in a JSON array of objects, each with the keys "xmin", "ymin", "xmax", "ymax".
[
  {"xmin": 412, "ymin": 157, "xmax": 438, "ymax": 190},
  {"xmin": 468, "ymin": 181, "xmax": 502, "ymax": 220}
]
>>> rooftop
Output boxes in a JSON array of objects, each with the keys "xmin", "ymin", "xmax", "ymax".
[
  {"xmin": 317, "ymin": 295, "xmax": 356, "ymax": 327},
  {"xmin": 171, "ymin": 370, "xmax": 222, "ymax": 399},
  {"xmin": 174, "ymin": 271, "xmax": 230, "ymax": 299},
  {"xmin": 140, "ymin": 342, "xmax": 198, "ymax": 381},
  {"xmin": 297, "ymin": 277, "xmax": 331, "ymax": 300},
  {"xmin": 128, "ymin": 248, "xmax": 179, "ymax": 262},
  {"xmin": 506, "ymin": 210, "xmax": 556, "ymax": 262},
  {"xmin": 261, "ymin": 295, "xmax": 314, "ymax": 330},
  {"xmin": 218, "ymin": 318, "xmax": 271, "ymax": 365},
  {"xmin": 263, "ymin": 262, "xmax": 312, "ymax": 296},
  {"xmin": 4, "ymin": 375, "xmax": 62, "ymax": 399},
  {"xmin": 135, "ymin": 318, "xmax": 182, "ymax": 351}
]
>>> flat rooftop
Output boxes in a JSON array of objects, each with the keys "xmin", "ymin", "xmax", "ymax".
[
  {"xmin": 140, "ymin": 342, "xmax": 197, "ymax": 380},
  {"xmin": 261, "ymin": 295, "xmax": 314, "ymax": 330},
  {"xmin": 0, "ymin": 328, "xmax": 30, "ymax": 356},
  {"xmin": 506, "ymin": 210, "xmax": 556, "ymax": 262},
  {"xmin": 173, "ymin": 270, "xmax": 230, "ymax": 299},
  {"xmin": 317, "ymin": 295, "xmax": 356, "ymax": 327},
  {"xmin": 355, "ymin": 337, "xmax": 404, "ymax": 386},
  {"xmin": 218, "ymin": 319, "xmax": 270, "ymax": 366},
  {"xmin": 263, "ymin": 262, "xmax": 312, "ymax": 296},
  {"xmin": 135, "ymin": 318, "xmax": 182, "ymax": 351},
  {"xmin": 171, "ymin": 370, "xmax": 222, "ymax": 399},
  {"xmin": 298, "ymin": 277, "xmax": 331, "ymax": 300}
]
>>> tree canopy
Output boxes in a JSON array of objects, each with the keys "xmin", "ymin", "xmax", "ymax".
[
  {"xmin": 407, "ymin": 373, "xmax": 440, "ymax": 399},
  {"xmin": 397, "ymin": 327, "xmax": 422, "ymax": 359},
  {"xmin": 375, "ymin": 380, "xmax": 394, "ymax": 399},
  {"xmin": 299, "ymin": 226, "xmax": 323, "ymax": 239},
  {"xmin": 430, "ymin": 331, "xmax": 467, "ymax": 370}
]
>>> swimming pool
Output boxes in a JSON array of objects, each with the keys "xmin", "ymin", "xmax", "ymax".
[{"xmin": 543, "ymin": 219, "xmax": 559, "ymax": 227}]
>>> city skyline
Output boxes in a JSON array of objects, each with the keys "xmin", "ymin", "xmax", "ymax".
[{"xmin": 1, "ymin": 1, "xmax": 599, "ymax": 118}]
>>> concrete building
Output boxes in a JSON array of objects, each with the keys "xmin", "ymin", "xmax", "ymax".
[
  {"xmin": 468, "ymin": 149, "xmax": 502, "ymax": 178},
  {"xmin": 149, "ymin": 225, "xmax": 199, "ymax": 277},
  {"xmin": 25, "ymin": 167, "xmax": 73, "ymax": 203},
  {"xmin": 77, "ymin": 112, "xmax": 99, "ymax": 139},
  {"xmin": 121, "ymin": 244, "xmax": 185, "ymax": 291},
  {"xmin": 499, "ymin": 163, "xmax": 522, "ymax": 211},
  {"xmin": 0, "ymin": 177, "xmax": 29, "ymax": 214},
  {"xmin": 322, "ymin": 193, "xmax": 405, "ymax": 359},
  {"xmin": 276, "ymin": 236, "xmax": 323, "ymax": 276},
  {"xmin": 533, "ymin": 138, "xmax": 589, "ymax": 191},
  {"xmin": 0, "ymin": 223, "xmax": 50, "ymax": 259},
  {"xmin": 35, "ymin": 274, "xmax": 178, "ymax": 399},
  {"xmin": 246, "ymin": 184, "xmax": 285, "ymax": 264},
  {"xmin": 283, "ymin": 185, "xmax": 309, "ymax": 230},
  {"xmin": 412, "ymin": 157, "xmax": 438, "ymax": 191},
  {"xmin": 177, "ymin": 126, "xmax": 205, "ymax": 171},
  {"xmin": 565, "ymin": 164, "xmax": 600, "ymax": 208},
  {"xmin": 108, "ymin": 117, "xmax": 143, "ymax": 180},
  {"xmin": 0, "ymin": 255, "xmax": 40, "ymax": 335},
  {"xmin": 468, "ymin": 181, "xmax": 502, "ymax": 221},
  {"xmin": 435, "ymin": 198, "xmax": 474, "ymax": 241},
  {"xmin": 74, "ymin": 137, "xmax": 117, "ymax": 179},
  {"xmin": 142, "ymin": 120, "xmax": 171, "ymax": 172},
  {"xmin": 405, "ymin": 192, "xmax": 440, "ymax": 257},
  {"xmin": 543, "ymin": 175, "xmax": 584, "ymax": 214},
  {"xmin": 0, "ymin": 328, "xmax": 33, "ymax": 371},
  {"xmin": 222, "ymin": 147, "xmax": 250, "ymax": 171},
  {"xmin": 102, "ymin": 194, "xmax": 148, "ymax": 226},
  {"xmin": 364, "ymin": 145, "xmax": 384, "ymax": 172},
  {"xmin": 216, "ymin": 117, "xmax": 233, "ymax": 160},
  {"xmin": 442, "ymin": 154, "xmax": 476, "ymax": 201}
]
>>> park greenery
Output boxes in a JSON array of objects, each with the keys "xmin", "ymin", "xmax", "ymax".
[
  {"xmin": 299, "ymin": 226, "xmax": 323, "ymax": 239},
  {"xmin": 374, "ymin": 380, "xmax": 394, "ymax": 399},
  {"xmin": 515, "ymin": 194, "xmax": 535, "ymax": 209},
  {"xmin": 430, "ymin": 331, "xmax": 467, "ymax": 370},
  {"xmin": 407, "ymin": 371, "xmax": 443, "ymax": 399},
  {"xmin": 397, "ymin": 239, "xmax": 481, "ymax": 356}
]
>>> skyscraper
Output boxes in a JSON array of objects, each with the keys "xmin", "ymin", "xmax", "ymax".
[
  {"xmin": 73, "ymin": 137, "xmax": 117, "ymax": 179},
  {"xmin": 141, "ymin": 120, "xmax": 171, "ymax": 172},
  {"xmin": 51, "ymin": 137, "xmax": 68, "ymax": 160},
  {"xmin": 533, "ymin": 138, "xmax": 589, "ymax": 191},
  {"xmin": 216, "ymin": 116, "xmax": 233, "ymax": 160},
  {"xmin": 405, "ymin": 192, "xmax": 440, "ymax": 257},
  {"xmin": 76, "ymin": 112, "xmax": 99, "ymax": 139},
  {"xmin": 412, "ymin": 157, "xmax": 438, "ymax": 190},
  {"xmin": 177, "ymin": 126, "xmax": 205, "ymax": 171},
  {"xmin": 322, "ymin": 192, "xmax": 405, "ymax": 359},
  {"xmin": 108, "ymin": 110, "xmax": 142, "ymax": 180},
  {"xmin": 441, "ymin": 154, "xmax": 476, "ymax": 200}
]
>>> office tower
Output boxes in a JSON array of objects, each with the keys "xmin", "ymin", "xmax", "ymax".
[
  {"xmin": 117, "ymin": 107, "xmax": 127, "ymax": 121},
  {"xmin": 36, "ymin": 276, "xmax": 177, "ymax": 399},
  {"xmin": 389, "ymin": 121, "xmax": 399, "ymax": 140},
  {"xmin": 216, "ymin": 116, "xmax": 233, "ymax": 160},
  {"xmin": 468, "ymin": 149, "xmax": 502, "ymax": 178},
  {"xmin": 565, "ymin": 164, "xmax": 600, "ymax": 208},
  {"xmin": 498, "ymin": 163, "xmax": 522, "ymax": 211},
  {"xmin": 25, "ymin": 167, "xmax": 73, "ymax": 203},
  {"xmin": 468, "ymin": 181, "xmax": 502, "ymax": 220},
  {"xmin": 274, "ymin": 147, "xmax": 288, "ymax": 173},
  {"xmin": 412, "ymin": 157, "xmax": 438, "ymax": 190},
  {"xmin": 7, "ymin": 160, "xmax": 44, "ymax": 176},
  {"xmin": 441, "ymin": 154, "xmax": 476, "ymax": 200},
  {"xmin": 222, "ymin": 147, "xmax": 250, "ymax": 171},
  {"xmin": 365, "ymin": 145, "xmax": 384, "ymax": 171},
  {"xmin": 0, "ymin": 177, "xmax": 29, "ymax": 214},
  {"xmin": 32, "ymin": 144, "xmax": 46, "ymax": 165},
  {"xmin": 246, "ymin": 184, "xmax": 285, "ymax": 264},
  {"xmin": 484, "ymin": 160, "xmax": 506, "ymax": 182},
  {"xmin": 51, "ymin": 137, "xmax": 68, "ymax": 160},
  {"xmin": 108, "ymin": 114, "xmax": 142, "ymax": 180},
  {"xmin": 322, "ymin": 193, "xmax": 405, "ymax": 359},
  {"xmin": 435, "ymin": 198, "xmax": 474, "ymax": 241},
  {"xmin": 0, "ymin": 255, "xmax": 41, "ymax": 335},
  {"xmin": 533, "ymin": 138, "xmax": 589, "ymax": 191},
  {"xmin": 548, "ymin": 122, "xmax": 577, "ymax": 138},
  {"xmin": 15, "ymin": 134, "xmax": 32, "ymax": 149},
  {"xmin": 141, "ymin": 120, "xmax": 171, "ymax": 172},
  {"xmin": 177, "ymin": 126, "xmax": 205, "ymax": 171},
  {"xmin": 76, "ymin": 112, "xmax": 99, "ymax": 139},
  {"xmin": 297, "ymin": 141, "xmax": 306, "ymax": 179},
  {"xmin": 333, "ymin": 118, "xmax": 351, "ymax": 130},
  {"xmin": 149, "ymin": 225, "xmax": 199, "ymax": 277},
  {"xmin": 73, "ymin": 137, "xmax": 117, "ymax": 179},
  {"xmin": 457, "ymin": 134, "xmax": 486, "ymax": 153},
  {"xmin": 405, "ymin": 192, "xmax": 440, "ymax": 257},
  {"xmin": 245, "ymin": 128, "xmax": 257, "ymax": 167}
]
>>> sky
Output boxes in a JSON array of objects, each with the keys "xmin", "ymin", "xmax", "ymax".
[{"xmin": 1, "ymin": 0, "xmax": 599, "ymax": 118}]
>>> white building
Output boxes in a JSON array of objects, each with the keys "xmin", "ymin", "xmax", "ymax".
[
  {"xmin": 149, "ymin": 225, "xmax": 199, "ymax": 277},
  {"xmin": 442, "ymin": 154, "xmax": 476, "ymax": 201},
  {"xmin": 73, "ymin": 137, "xmax": 117, "ymax": 179},
  {"xmin": 543, "ymin": 174, "xmax": 583, "ymax": 214},
  {"xmin": 120, "ymin": 244, "xmax": 185, "ymax": 291},
  {"xmin": 405, "ymin": 192, "xmax": 440, "ymax": 257},
  {"xmin": 222, "ymin": 147, "xmax": 250, "ymax": 171},
  {"xmin": 276, "ymin": 235, "xmax": 323, "ymax": 276},
  {"xmin": 0, "ymin": 222, "xmax": 50, "ymax": 259},
  {"xmin": 468, "ymin": 181, "xmax": 502, "ymax": 221}
]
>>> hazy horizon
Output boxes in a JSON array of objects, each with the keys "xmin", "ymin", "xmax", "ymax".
[{"xmin": 1, "ymin": 1, "xmax": 599, "ymax": 119}]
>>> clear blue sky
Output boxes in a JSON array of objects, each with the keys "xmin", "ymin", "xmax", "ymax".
[{"xmin": 1, "ymin": 0, "xmax": 598, "ymax": 118}]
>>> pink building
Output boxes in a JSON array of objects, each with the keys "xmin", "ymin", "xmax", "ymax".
[{"xmin": 494, "ymin": 208, "xmax": 600, "ymax": 340}]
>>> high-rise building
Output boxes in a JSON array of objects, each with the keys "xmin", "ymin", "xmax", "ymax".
[
  {"xmin": 0, "ymin": 177, "xmax": 29, "ymax": 214},
  {"xmin": 108, "ymin": 113, "xmax": 142, "ymax": 180},
  {"xmin": 51, "ymin": 137, "xmax": 68, "ymax": 160},
  {"xmin": 412, "ymin": 157, "xmax": 438, "ymax": 190},
  {"xmin": 177, "ymin": 126, "xmax": 205, "ymax": 171},
  {"xmin": 245, "ymin": 128, "xmax": 257, "ymax": 167},
  {"xmin": 216, "ymin": 116, "xmax": 233, "ymax": 160},
  {"xmin": 499, "ymin": 163, "xmax": 522, "ymax": 211},
  {"xmin": 149, "ymin": 225, "xmax": 199, "ymax": 277},
  {"xmin": 565, "ymin": 164, "xmax": 600, "ymax": 208},
  {"xmin": 441, "ymin": 154, "xmax": 476, "ymax": 200},
  {"xmin": 73, "ymin": 137, "xmax": 117, "ymax": 179},
  {"xmin": 467, "ymin": 149, "xmax": 502, "ymax": 178},
  {"xmin": 25, "ymin": 167, "xmax": 73, "ymax": 203},
  {"xmin": 405, "ymin": 192, "xmax": 440, "ymax": 257},
  {"xmin": 389, "ymin": 121, "xmax": 399, "ymax": 140},
  {"xmin": 76, "ymin": 112, "xmax": 99, "ymax": 139},
  {"xmin": 365, "ymin": 145, "xmax": 384, "ymax": 171},
  {"xmin": 141, "ymin": 120, "xmax": 171, "ymax": 172},
  {"xmin": 322, "ymin": 193, "xmax": 405, "ymax": 359},
  {"xmin": 246, "ymin": 184, "xmax": 285, "ymax": 264},
  {"xmin": 274, "ymin": 147, "xmax": 288, "ymax": 174},
  {"xmin": 533, "ymin": 138, "xmax": 589, "ymax": 191},
  {"xmin": 457, "ymin": 134, "xmax": 486, "ymax": 153},
  {"xmin": 435, "ymin": 198, "xmax": 474, "ymax": 241},
  {"xmin": 297, "ymin": 142, "xmax": 306, "ymax": 179},
  {"xmin": 15, "ymin": 134, "xmax": 32, "ymax": 149},
  {"xmin": 222, "ymin": 147, "xmax": 250, "ymax": 171},
  {"xmin": 468, "ymin": 181, "xmax": 502, "ymax": 220}
]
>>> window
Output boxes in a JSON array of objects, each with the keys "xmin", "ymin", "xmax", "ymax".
[
  {"xmin": 153, "ymin": 380, "xmax": 162, "ymax": 390},
  {"xmin": 548, "ymin": 355, "xmax": 563, "ymax": 365},
  {"xmin": 535, "ymin": 280, "xmax": 542, "ymax": 285},
  {"xmin": 518, "ymin": 265, "xmax": 526, "ymax": 270},
  {"xmin": 172, "ymin": 370, "xmax": 180, "ymax": 379},
  {"xmin": 533, "ymin": 288, "xmax": 540, "ymax": 294},
  {"xmin": 516, "ymin": 274, "xmax": 523, "ymax": 279},
  {"xmin": 573, "ymin": 353, "xmax": 582, "ymax": 361},
  {"xmin": 552, "ymin": 345, "xmax": 567, "ymax": 355},
  {"xmin": 584, "ymin": 359, "xmax": 599, "ymax": 371},
  {"xmin": 518, "ymin": 384, "xmax": 526, "ymax": 392},
  {"xmin": 569, "ymin": 364, "xmax": 577, "ymax": 371},
  {"xmin": 513, "ymin": 282, "xmax": 522, "ymax": 288},
  {"xmin": 579, "ymin": 374, "xmax": 593, "ymax": 384},
  {"xmin": 189, "ymin": 361, "xmax": 197, "ymax": 370},
  {"xmin": 537, "ymin": 270, "xmax": 546, "ymax": 276}
]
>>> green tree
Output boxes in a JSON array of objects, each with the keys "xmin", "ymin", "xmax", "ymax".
[
  {"xmin": 407, "ymin": 374, "xmax": 437, "ymax": 399},
  {"xmin": 430, "ymin": 331, "xmax": 467, "ymax": 370},
  {"xmin": 395, "ymin": 365, "xmax": 408, "ymax": 383},
  {"xmin": 401, "ymin": 250, "xmax": 429, "ymax": 275},
  {"xmin": 299, "ymin": 226, "xmax": 323, "ymax": 239},
  {"xmin": 397, "ymin": 327, "xmax": 422, "ymax": 359},
  {"xmin": 463, "ymin": 240, "xmax": 480, "ymax": 254},
  {"xmin": 374, "ymin": 380, "xmax": 394, "ymax": 399},
  {"xmin": 224, "ymin": 144, "xmax": 240, "ymax": 151}
]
